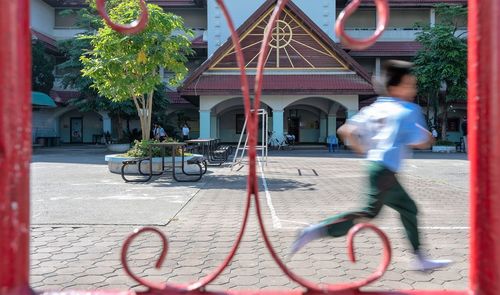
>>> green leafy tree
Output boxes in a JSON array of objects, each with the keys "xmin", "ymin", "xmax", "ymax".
[
  {"xmin": 58, "ymin": 33, "xmax": 170, "ymax": 141},
  {"xmin": 413, "ymin": 4, "xmax": 467, "ymax": 140},
  {"xmin": 58, "ymin": 6, "xmax": 144, "ymax": 141},
  {"xmin": 81, "ymin": 0, "xmax": 193, "ymax": 140},
  {"xmin": 32, "ymin": 40, "xmax": 55, "ymax": 94}
]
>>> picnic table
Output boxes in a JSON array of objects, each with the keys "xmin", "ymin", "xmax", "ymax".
[
  {"xmin": 185, "ymin": 138, "xmax": 232, "ymax": 166},
  {"xmin": 121, "ymin": 142, "xmax": 205, "ymax": 183}
]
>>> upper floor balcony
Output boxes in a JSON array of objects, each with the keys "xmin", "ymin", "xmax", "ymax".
[{"xmin": 342, "ymin": 28, "xmax": 467, "ymax": 42}]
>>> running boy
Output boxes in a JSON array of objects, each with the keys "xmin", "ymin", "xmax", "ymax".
[{"xmin": 290, "ymin": 60, "xmax": 451, "ymax": 271}]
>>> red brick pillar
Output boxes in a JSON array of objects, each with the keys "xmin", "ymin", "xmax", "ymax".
[
  {"xmin": 0, "ymin": 0, "xmax": 32, "ymax": 293},
  {"xmin": 469, "ymin": 0, "xmax": 500, "ymax": 294}
]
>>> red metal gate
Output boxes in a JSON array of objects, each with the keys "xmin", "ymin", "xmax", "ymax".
[{"xmin": 1, "ymin": 0, "xmax": 499, "ymax": 294}]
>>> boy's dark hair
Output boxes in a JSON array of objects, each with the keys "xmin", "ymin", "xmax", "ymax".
[{"xmin": 381, "ymin": 60, "xmax": 414, "ymax": 88}]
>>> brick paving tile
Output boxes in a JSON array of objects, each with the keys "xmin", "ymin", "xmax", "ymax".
[
  {"xmin": 71, "ymin": 275, "xmax": 107, "ymax": 285},
  {"xmin": 229, "ymin": 275, "xmax": 260, "ymax": 286},
  {"xmin": 43, "ymin": 275, "xmax": 76, "ymax": 285},
  {"xmin": 31, "ymin": 153, "xmax": 469, "ymax": 291}
]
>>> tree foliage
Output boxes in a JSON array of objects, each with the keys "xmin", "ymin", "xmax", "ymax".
[
  {"xmin": 32, "ymin": 40, "xmax": 55, "ymax": 94},
  {"xmin": 81, "ymin": 0, "xmax": 193, "ymax": 140},
  {"xmin": 413, "ymin": 4, "xmax": 467, "ymax": 140}
]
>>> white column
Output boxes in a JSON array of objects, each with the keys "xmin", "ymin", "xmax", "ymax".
[
  {"xmin": 199, "ymin": 110, "xmax": 211, "ymax": 139},
  {"xmin": 375, "ymin": 58, "xmax": 381, "ymax": 77},
  {"xmin": 210, "ymin": 115, "xmax": 218, "ymax": 139},
  {"xmin": 430, "ymin": 8, "xmax": 436, "ymax": 28},
  {"xmin": 319, "ymin": 116, "xmax": 327, "ymax": 142},
  {"xmin": 347, "ymin": 110, "xmax": 358, "ymax": 119},
  {"xmin": 99, "ymin": 111, "xmax": 112, "ymax": 134},
  {"xmin": 272, "ymin": 109, "xmax": 284, "ymax": 137},
  {"xmin": 327, "ymin": 115, "xmax": 337, "ymax": 136}
]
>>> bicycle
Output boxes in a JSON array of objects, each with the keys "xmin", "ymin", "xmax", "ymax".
[{"xmin": 268, "ymin": 131, "xmax": 294, "ymax": 150}]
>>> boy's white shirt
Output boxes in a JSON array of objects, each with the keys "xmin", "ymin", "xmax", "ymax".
[{"xmin": 349, "ymin": 97, "xmax": 428, "ymax": 172}]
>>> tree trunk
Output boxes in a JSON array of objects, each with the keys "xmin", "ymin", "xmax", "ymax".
[
  {"xmin": 132, "ymin": 95, "xmax": 148, "ymax": 141},
  {"xmin": 117, "ymin": 115, "xmax": 124, "ymax": 141},
  {"xmin": 426, "ymin": 94, "xmax": 430, "ymax": 126},
  {"xmin": 433, "ymin": 92, "xmax": 439, "ymax": 130},
  {"xmin": 441, "ymin": 102, "xmax": 448, "ymax": 141},
  {"xmin": 145, "ymin": 91, "xmax": 154, "ymax": 141}
]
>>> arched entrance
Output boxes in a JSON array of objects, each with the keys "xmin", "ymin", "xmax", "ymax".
[
  {"xmin": 282, "ymin": 97, "xmax": 348, "ymax": 143},
  {"xmin": 210, "ymin": 97, "xmax": 272, "ymax": 143}
]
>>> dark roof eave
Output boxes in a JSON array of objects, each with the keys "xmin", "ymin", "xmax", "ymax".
[
  {"xmin": 349, "ymin": 52, "xmax": 417, "ymax": 57},
  {"xmin": 357, "ymin": 0, "xmax": 467, "ymax": 7},
  {"xmin": 180, "ymin": 89, "xmax": 375, "ymax": 96}
]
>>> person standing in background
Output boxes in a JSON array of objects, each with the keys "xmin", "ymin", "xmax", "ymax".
[
  {"xmin": 182, "ymin": 123, "xmax": 190, "ymax": 141},
  {"xmin": 461, "ymin": 116, "xmax": 467, "ymax": 153}
]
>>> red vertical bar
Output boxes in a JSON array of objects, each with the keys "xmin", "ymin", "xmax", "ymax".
[
  {"xmin": 469, "ymin": 0, "xmax": 500, "ymax": 294},
  {"xmin": 0, "ymin": 0, "xmax": 32, "ymax": 294}
]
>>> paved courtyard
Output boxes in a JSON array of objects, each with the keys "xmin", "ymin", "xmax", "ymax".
[{"xmin": 30, "ymin": 146, "xmax": 469, "ymax": 292}]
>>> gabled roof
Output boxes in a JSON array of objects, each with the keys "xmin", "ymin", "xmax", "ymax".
[
  {"xmin": 180, "ymin": 0, "xmax": 373, "ymax": 96},
  {"xmin": 31, "ymin": 29, "xmax": 58, "ymax": 53}
]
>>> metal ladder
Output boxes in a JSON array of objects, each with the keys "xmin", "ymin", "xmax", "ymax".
[{"xmin": 231, "ymin": 109, "xmax": 268, "ymax": 169}]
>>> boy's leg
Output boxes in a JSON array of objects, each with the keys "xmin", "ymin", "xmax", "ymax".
[
  {"xmin": 290, "ymin": 162, "xmax": 389, "ymax": 254},
  {"xmin": 383, "ymin": 180, "xmax": 420, "ymax": 251},
  {"xmin": 384, "ymin": 177, "xmax": 452, "ymax": 271},
  {"xmin": 324, "ymin": 162, "xmax": 394, "ymax": 236}
]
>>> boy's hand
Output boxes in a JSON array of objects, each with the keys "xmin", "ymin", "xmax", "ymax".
[
  {"xmin": 337, "ymin": 124, "xmax": 366, "ymax": 155},
  {"xmin": 409, "ymin": 124, "xmax": 434, "ymax": 149}
]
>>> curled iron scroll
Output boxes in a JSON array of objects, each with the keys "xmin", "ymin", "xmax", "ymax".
[
  {"xmin": 335, "ymin": 0, "xmax": 389, "ymax": 50},
  {"xmin": 96, "ymin": 0, "xmax": 149, "ymax": 35},
  {"xmin": 104, "ymin": 0, "xmax": 394, "ymax": 292}
]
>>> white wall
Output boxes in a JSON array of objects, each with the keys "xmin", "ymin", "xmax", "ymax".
[
  {"xmin": 168, "ymin": 8, "xmax": 207, "ymax": 30},
  {"xmin": 30, "ymin": 0, "xmax": 55, "ymax": 36},
  {"xmin": 52, "ymin": 28, "xmax": 85, "ymax": 40},
  {"xmin": 285, "ymin": 108, "xmax": 321, "ymax": 142},
  {"xmin": 59, "ymin": 110, "xmax": 102, "ymax": 143},
  {"xmin": 207, "ymin": 0, "xmax": 336, "ymax": 56},
  {"xmin": 218, "ymin": 109, "xmax": 243, "ymax": 142},
  {"xmin": 32, "ymin": 109, "xmax": 58, "ymax": 142}
]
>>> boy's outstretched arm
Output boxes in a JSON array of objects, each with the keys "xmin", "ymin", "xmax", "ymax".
[
  {"xmin": 337, "ymin": 123, "xmax": 366, "ymax": 154},
  {"xmin": 409, "ymin": 124, "xmax": 435, "ymax": 149}
]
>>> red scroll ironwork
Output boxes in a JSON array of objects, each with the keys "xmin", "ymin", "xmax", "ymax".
[
  {"xmin": 335, "ymin": 0, "xmax": 389, "ymax": 50},
  {"xmin": 98, "ymin": 0, "xmax": 392, "ymax": 293},
  {"xmin": 96, "ymin": 0, "xmax": 149, "ymax": 35}
]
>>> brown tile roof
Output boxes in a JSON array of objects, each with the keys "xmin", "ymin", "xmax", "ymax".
[
  {"xmin": 345, "ymin": 41, "xmax": 422, "ymax": 57},
  {"xmin": 168, "ymin": 92, "xmax": 192, "ymax": 104},
  {"xmin": 191, "ymin": 35, "xmax": 207, "ymax": 49},
  {"xmin": 181, "ymin": 74, "xmax": 374, "ymax": 95},
  {"xmin": 50, "ymin": 90, "xmax": 80, "ymax": 103},
  {"xmin": 31, "ymin": 29, "xmax": 58, "ymax": 52}
]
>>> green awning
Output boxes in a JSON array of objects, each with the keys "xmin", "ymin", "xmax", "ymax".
[{"xmin": 32, "ymin": 91, "xmax": 57, "ymax": 107}]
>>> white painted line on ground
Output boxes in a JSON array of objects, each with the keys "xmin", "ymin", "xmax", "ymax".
[
  {"xmin": 255, "ymin": 160, "xmax": 468, "ymax": 232},
  {"xmin": 278, "ymin": 225, "xmax": 470, "ymax": 231},
  {"xmin": 258, "ymin": 159, "xmax": 282, "ymax": 229},
  {"xmin": 380, "ymin": 226, "xmax": 470, "ymax": 230}
]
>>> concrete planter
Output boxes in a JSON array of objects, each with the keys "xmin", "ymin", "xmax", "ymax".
[
  {"xmin": 106, "ymin": 143, "xmax": 131, "ymax": 153},
  {"xmin": 432, "ymin": 145, "xmax": 457, "ymax": 153},
  {"xmin": 105, "ymin": 154, "xmax": 202, "ymax": 174}
]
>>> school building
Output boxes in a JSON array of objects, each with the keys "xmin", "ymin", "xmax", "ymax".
[{"xmin": 30, "ymin": 0, "xmax": 467, "ymax": 145}]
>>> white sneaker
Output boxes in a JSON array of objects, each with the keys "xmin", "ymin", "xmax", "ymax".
[
  {"xmin": 289, "ymin": 223, "xmax": 326, "ymax": 255},
  {"xmin": 411, "ymin": 251, "xmax": 453, "ymax": 271}
]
